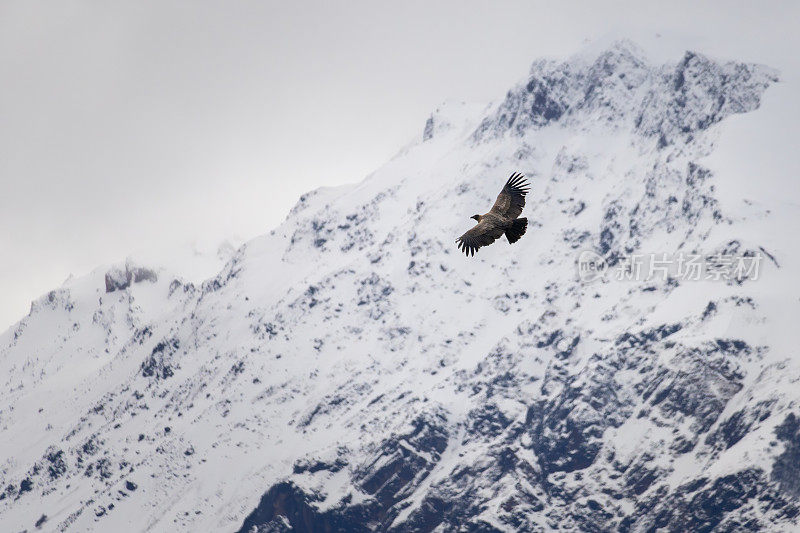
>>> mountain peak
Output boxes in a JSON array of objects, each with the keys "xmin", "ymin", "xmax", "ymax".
[{"xmin": 472, "ymin": 43, "xmax": 776, "ymax": 143}]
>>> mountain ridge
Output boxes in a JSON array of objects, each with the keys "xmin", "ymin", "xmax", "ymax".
[{"xmin": 1, "ymin": 40, "xmax": 798, "ymax": 532}]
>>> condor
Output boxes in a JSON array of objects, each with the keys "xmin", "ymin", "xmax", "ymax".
[{"xmin": 456, "ymin": 172, "xmax": 530, "ymax": 257}]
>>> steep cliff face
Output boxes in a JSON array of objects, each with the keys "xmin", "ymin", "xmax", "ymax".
[{"xmin": 1, "ymin": 41, "xmax": 797, "ymax": 532}]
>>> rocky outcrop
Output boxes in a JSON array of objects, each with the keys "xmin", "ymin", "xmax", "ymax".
[{"xmin": 104, "ymin": 263, "xmax": 158, "ymax": 293}]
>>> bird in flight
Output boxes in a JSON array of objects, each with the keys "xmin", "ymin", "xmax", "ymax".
[{"xmin": 456, "ymin": 172, "xmax": 530, "ymax": 256}]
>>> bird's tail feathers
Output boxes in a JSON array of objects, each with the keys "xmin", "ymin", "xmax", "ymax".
[{"xmin": 506, "ymin": 217, "xmax": 528, "ymax": 244}]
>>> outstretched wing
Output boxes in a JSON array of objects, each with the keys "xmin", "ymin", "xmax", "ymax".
[
  {"xmin": 456, "ymin": 219, "xmax": 505, "ymax": 257},
  {"xmin": 489, "ymin": 172, "xmax": 530, "ymax": 219}
]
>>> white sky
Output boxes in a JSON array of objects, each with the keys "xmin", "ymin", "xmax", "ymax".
[{"xmin": 1, "ymin": 0, "xmax": 798, "ymax": 331}]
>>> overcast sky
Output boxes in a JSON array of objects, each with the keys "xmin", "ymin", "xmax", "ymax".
[{"xmin": 1, "ymin": 0, "xmax": 798, "ymax": 330}]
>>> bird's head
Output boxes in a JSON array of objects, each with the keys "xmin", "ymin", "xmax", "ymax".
[{"xmin": 470, "ymin": 214, "xmax": 482, "ymax": 222}]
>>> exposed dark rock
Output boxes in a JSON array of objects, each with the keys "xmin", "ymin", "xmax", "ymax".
[
  {"xmin": 236, "ymin": 481, "xmax": 373, "ymax": 533},
  {"xmin": 45, "ymin": 448, "xmax": 66, "ymax": 480},
  {"xmin": 624, "ymin": 469, "xmax": 799, "ymax": 532},
  {"xmin": 705, "ymin": 401, "xmax": 773, "ymax": 451},
  {"xmin": 104, "ymin": 264, "xmax": 158, "ymax": 293},
  {"xmin": 773, "ymin": 413, "xmax": 800, "ymax": 497},
  {"xmin": 239, "ymin": 413, "xmax": 449, "ymax": 532},
  {"xmin": 140, "ymin": 338, "xmax": 180, "ymax": 379}
]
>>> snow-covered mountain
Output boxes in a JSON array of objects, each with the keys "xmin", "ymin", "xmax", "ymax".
[{"xmin": 2, "ymin": 40, "xmax": 799, "ymax": 532}]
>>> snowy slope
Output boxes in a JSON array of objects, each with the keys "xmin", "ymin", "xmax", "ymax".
[{"xmin": 2, "ymin": 40, "xmax": 800, "ymax": 532}]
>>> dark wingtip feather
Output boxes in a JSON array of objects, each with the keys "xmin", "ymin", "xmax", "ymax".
[{"xmin": 506, "ymin": 172, "xmax": 530, "ymax": 192}]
